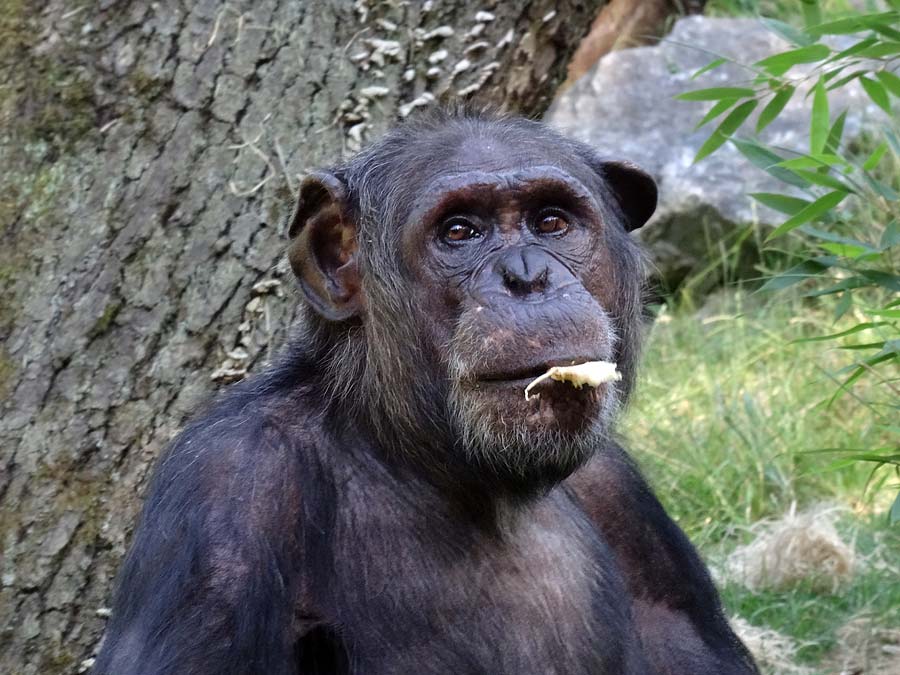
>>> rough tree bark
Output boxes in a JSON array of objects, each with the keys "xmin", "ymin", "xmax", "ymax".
[{"xmin": 0, "ymin": 1, "xmax": 610, "ymax": 672}]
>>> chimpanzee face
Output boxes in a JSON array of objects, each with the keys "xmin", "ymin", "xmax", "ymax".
[{"xmin": 288, "ymin": 115, "xmax": 655, "ymax": 487}]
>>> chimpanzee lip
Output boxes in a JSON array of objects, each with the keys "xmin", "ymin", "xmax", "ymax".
[{"xmin": 473, "ymin": 356, "xmax": 601, "ymax": 384}]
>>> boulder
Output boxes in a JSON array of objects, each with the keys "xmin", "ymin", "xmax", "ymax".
[{"xmin": 547, "ymin": 16, "xmax": 883, "ymax": 291}]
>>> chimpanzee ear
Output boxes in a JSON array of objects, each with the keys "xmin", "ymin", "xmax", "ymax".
[
  {"xmin": 597, "ymin": 160, "xmax": 658, "ymax": 232},
  {"xmin": 286, "ymin": 171, "xmax": 362, "ymax": 321}
]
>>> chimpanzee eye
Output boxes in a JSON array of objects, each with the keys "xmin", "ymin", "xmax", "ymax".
[
  {"xmin": 441, "ymin": 218, "xmax": 481, "ymax": 243},
  {"xmin": 535, "ymin": 211, "xmax": 570, "ymax": 235}
]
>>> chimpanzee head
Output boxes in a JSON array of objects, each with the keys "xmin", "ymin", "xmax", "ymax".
[{"xmin": 287, "ymin": 111, "xmax": 656, "ymax": 494}]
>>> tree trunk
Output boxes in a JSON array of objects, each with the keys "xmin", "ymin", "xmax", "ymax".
[
  {"xmin": 0, "ymin": 1, "xmax": 608, "ymax": 672},
  {"xmin": 562, "ymin": 0, "xmax": 706, "ymax": 88}
]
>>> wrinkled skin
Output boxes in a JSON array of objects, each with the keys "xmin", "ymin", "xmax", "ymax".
[{"xmin": 93, "ymin": 112, "xmax": 758, "ymax": 675}]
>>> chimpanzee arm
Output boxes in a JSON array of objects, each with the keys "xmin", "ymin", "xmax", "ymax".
[
  {"xmin": 568, "ymin": 443, "xmax": 759, "ymax": 675},
  {"xmin": 93, "ymin": 405, "xmax": 308, "ymax": 675}
]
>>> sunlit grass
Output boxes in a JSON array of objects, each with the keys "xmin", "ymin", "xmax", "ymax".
[
  {"xmin": 620, "ymin": 289, "xmax": 898, "ymax": 671},
  {"xmin": 623, "ymin": 290, "xmax": 894, "ymax": 546}
]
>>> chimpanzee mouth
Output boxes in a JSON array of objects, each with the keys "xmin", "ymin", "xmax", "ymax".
[{"xmin": 472, "ymin": 356, "xmax": 602, "ymax": 386}]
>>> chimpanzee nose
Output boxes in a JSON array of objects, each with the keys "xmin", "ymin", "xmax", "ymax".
[{"xmin": 494, "ymin": 247, "xmax": 551, "ymax": 297}]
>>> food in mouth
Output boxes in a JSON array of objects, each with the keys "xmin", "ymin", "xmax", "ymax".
[{"xmin": 524, "ymin": 361, "xmax": 621, "ymax": 401}]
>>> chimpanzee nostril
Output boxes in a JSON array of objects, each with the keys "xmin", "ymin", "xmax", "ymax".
[{"xmin": 495, "ymin": 248, "xmax": 552, "ymax": 297}]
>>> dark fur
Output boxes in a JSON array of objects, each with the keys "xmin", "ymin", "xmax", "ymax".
[{"xmin": 94, "ymin": 111, "xmax": 758, "ymax": 675}]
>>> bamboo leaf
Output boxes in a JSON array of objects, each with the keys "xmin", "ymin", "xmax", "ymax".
[
  {"xmin": 732, "ymin": 138, "xmax": 810, "ymax": 188},
  {"xmin": 760, "ymin": 18, "xmax": 815, "ymax": 46},
  {"xmin": 858, "ymin": 270, "xmax": 900, "ymax": 292},
  {"xmin": 750, "ymin": 192, "xmax": 811, "ymax": 215},
  {"xmin": 876, "ymin": 70, "xmax": 900, "ymax": 97},
  {"xmin": 872, "ymin": 24, "xmax": 900, "ymax": 41},
  {"xmin": 862, "ymin": 174, "xmax": 900, "ymax": 201},
  {"xmin": 757, "ymin": 86, "xmax": 795, "ymax": 132},
  {"xmin": 777, "ymin": 154, "xmax": 845, "ymax": 169},
  {"xmin": 676, "ymin": 87, "xmax": 756, "ymax": 101},
  {"xmin": 767, "ymin": 190, "xmax": 848, "ymax": 240},
  {"xmin": 759, "ymin": 259, "xmax": 830, "ymax": 291},
  {"xmin": 826, "ymin": 69, "xmax": 866, "ymax": 91},
  {"xmin": 810, "ymin": 77, "xmax": 829, "ymax": 154},
  {"xmin": 755, "ymin": 44, "xmax": 831, "ymax": 76},
  {"xmin": 860, "ymin": 76, "xmax": 892, "ymax": 113},
  {"xmin": 825, "ymin": 110, "xmax": 848, "ymax": 153},
  {"xmin": 834, "ymin": 290, "xmax": 853, "ymax": 320},
  {"xmin": 694, "ymin": 100, "xmax": 758, "ymax": 163},
  {"xmin": 808, "ymin": 12, "xmax": 900, "ymax": 35},
  {"xmin": 790, "ymin": 168, "xmax": 854, "ymax": 193},
  {"xmin": 800, "ymin": 225, "xmax": 878, "ymax": 252},
  {"xmin": 868, "ymin": 308, "xmax": 900, "ymax": 318},
  {"xmin": 858, "ymin": 42, "xmax": 900, "ymax": 58},
  {"xmin": 863, "ymin": 142, "xmax": 888, "ymax": 171},
  {"xmin": 806, "ymin": 277, "xmax": 869, "ymax": 297},
  {"xmin": 695, "ymin": 98, "xmax": 738, "ymax": 130},
  {"xmin": 880, "ymin": 220, "xmax": 900, "ymax": 249},
  {"xmin": 828, "ymin": 37, "xmax": 878, "ymax": 61},
  {"xmin": 821, "ymin": 242, "xmax": 870, "ymax": 257},
  {"xmin": 691, "ymin": 58, "xmax": 728, "ymax": 80}
]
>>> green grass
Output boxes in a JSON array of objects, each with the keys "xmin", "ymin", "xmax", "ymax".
[
  {"xmin": 644, "ymin": 3, "xmax": 900, "ymax": 670},
  {"xmin": 625, "ymin": 291, "xmax": 894, "ymax": 541},
  {"xmin": 721, "ymin": 514, "xmax": 900, "ymax": 664},
  {"xmin": 622, "ymin": 289, "xmax": 899, "ymax": 671}
]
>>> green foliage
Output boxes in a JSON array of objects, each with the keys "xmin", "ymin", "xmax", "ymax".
[
  {"xmin": 681, "ymin": 1, "xmax": 900, "ymax": 521},
  {"xmin": 626, "ymin": 294, "xmax": 896, "ymax": 539},
  {"xmin": 626, "ymin": 292, "xmax": 899, "ymax": 671}
]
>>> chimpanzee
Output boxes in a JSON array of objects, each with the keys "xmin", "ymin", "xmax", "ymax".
[{"xmin": 94, "ymin": 110, "xmax": 758, "ymax": 675}]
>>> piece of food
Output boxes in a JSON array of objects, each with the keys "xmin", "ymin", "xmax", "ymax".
[{"xmin": 524, "ymin": 361, "xmax": 621, "ymax": 400}]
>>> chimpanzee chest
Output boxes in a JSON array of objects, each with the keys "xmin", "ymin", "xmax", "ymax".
[{"xmin": 301, "ymin": 480, "xmax": 637, "ymax": 674}]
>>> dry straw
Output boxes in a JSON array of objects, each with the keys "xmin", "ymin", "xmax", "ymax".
[
  {"xmin": 730, "ymin": 616, "xmax": 813, "ymax": 675},
  {"xmin": 726, "ymin": 503, "xmax": 855, "ymax": 593}
]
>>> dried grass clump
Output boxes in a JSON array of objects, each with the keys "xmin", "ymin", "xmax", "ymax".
[
  {"xmin": 726, "ymin": 503, "xmax": 855, "ymax": 592},
  {"xmin": 730, "ymin": 616, "xmax": 812, "ymax": 675},
  {"xmin": 828, "ymin": 614, "xmax": 900, "ymax": 675}
]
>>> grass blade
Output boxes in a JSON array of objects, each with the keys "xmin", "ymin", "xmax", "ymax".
[{"xmin": 792, "ymin": 322, "xmax": 889, "ymax": 343}]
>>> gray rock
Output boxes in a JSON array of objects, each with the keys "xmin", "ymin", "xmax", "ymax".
[{"xmin": 547, "ymin": 16, "xmax": 883, "ymax": 290}]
